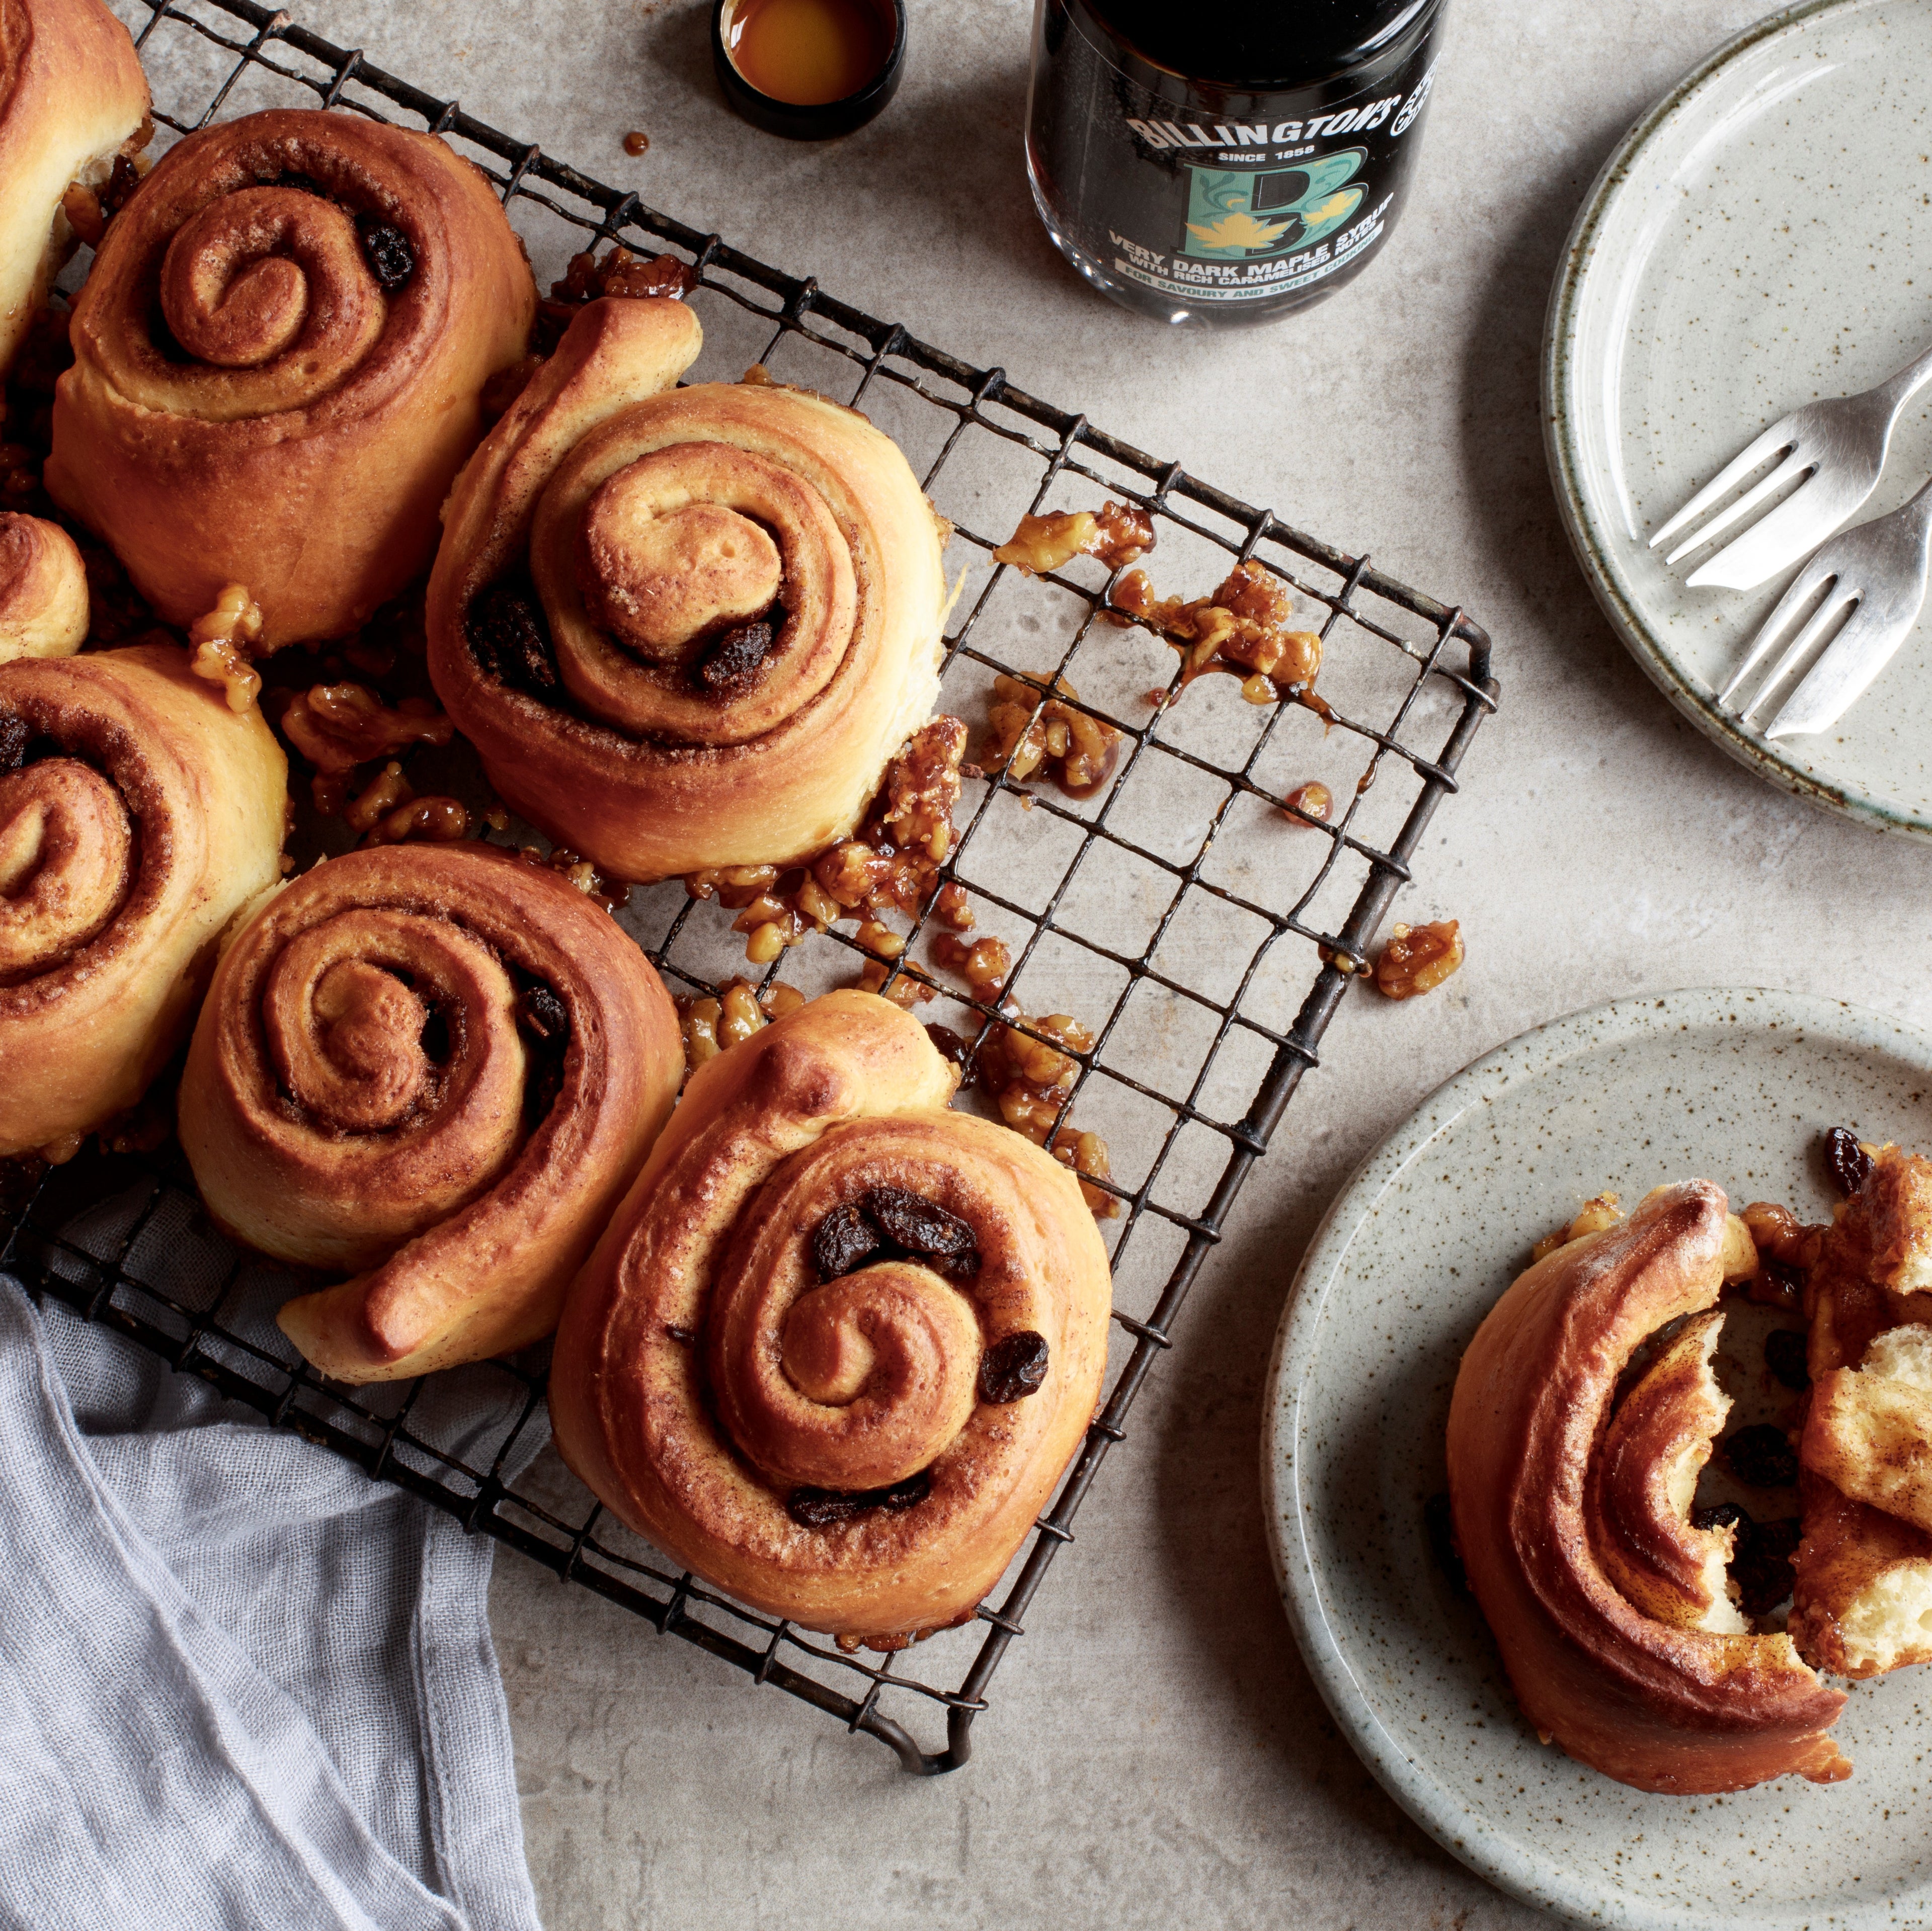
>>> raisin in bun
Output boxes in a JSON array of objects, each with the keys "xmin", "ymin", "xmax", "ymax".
[
  {"xmin": 1448, "ymin": 1181, "xmax": 1848, "ymax": 1793},
  {"xmin": 548, "ymin": 990, "xmax": 1112, "ymax": 1647},
  {"xmin": 426, "ymin": 298, "xmax": 948, "ymax": 882},
  {"xmin": 48, "ymin": 109, "xmax": 534, "ymax": 647},
  {"xmin": 0, "ymin": 0, "xmax": 149, "ymax": 379}
]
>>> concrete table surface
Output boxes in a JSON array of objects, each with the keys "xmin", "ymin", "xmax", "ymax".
[{"xmin": 151, "ymin": 1, "xmax": 1932, "ymax": 1924}]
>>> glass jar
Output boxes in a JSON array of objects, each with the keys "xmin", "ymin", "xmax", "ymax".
[{"xmin": 1026, "ymin": 0, "xmax": 1447, "ymax": 326}]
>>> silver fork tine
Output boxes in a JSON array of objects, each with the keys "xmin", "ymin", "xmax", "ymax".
[
  {"xmin": 1649, "ymin": 419, "xmax": 1797, "ymax": 554},
  {"xmin": 1763, "ymin": 597, "xmax": 1887, "ymax": 739},
  {"xmin": 1717, "ymin": 551, "xmax": 1839, "ymax": 708},
  {"xmin": 1735, "ymin": 575, "xmax": 1858, "ymax": 719},
  {"xmin": 1662, "ymin": 446, "xmax": 1807, "ymax": 567}
]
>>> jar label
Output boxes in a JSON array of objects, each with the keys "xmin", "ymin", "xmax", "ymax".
[{"xmin": 1028, "ymin": 4, "xmax": 1441, "ymax": 311}]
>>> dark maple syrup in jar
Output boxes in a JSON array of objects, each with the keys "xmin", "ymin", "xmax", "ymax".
[
  {"xmin": 1026, "ymin": 0, "xmax": 1447, "ymax": 325},
  {"xmin": 723, "ymin": 0, "xmax": 895, "ymax": 106}
]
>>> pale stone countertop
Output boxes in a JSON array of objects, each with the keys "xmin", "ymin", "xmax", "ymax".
[{"xmin": 140, "ymin": 0, "xmax": 1932, "ymax": 1923}]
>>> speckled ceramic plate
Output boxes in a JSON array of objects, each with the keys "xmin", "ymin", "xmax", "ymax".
[
  {"xmin": 1544, "ymin": 0, "xmax": 1932, "ymax": 838},
  {"xmin": 1263, "ymin": 988, "xmax": 1932, "ymax": 1929}
]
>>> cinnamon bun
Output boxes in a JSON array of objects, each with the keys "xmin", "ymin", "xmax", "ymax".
[
  {"xmin": 178, "ymin": 842, "xmax": 683, "ymax": 1383},
  {"xmin": 48, "ymin": 108, "xmax": 535, "ymax": 647},
  {"xmin": 0, "ymin": 642, "xmax": 286, "ymax": 1159},
  {"xmin": 1448, "ymin": 1181, "xmax": 1849, "ymax": 1793},
  {"xmin": 549, "ymin": 989, "xmax": 1112, "ymax": 1645},
  {"xmin": 427, "ymin": 298, "xmax": 948, "ymax": 881}
]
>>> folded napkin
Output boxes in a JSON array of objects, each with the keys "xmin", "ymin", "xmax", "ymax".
[{"xmin": 0, "ymin": 1276, "xmax": 543, "ymax": 1931}]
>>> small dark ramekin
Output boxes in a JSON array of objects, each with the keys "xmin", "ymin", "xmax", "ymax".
[{"xmin": 710, "ymin": 0, "xmax": 907, "ymax": 141}]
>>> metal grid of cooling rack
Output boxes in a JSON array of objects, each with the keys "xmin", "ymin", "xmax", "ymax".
[{"xmin": 0, "ymin": 0, "xmax": 1498, "ymax": 1774}]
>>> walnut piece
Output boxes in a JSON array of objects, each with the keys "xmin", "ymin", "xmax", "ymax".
[
  {"xmin": 982, "ymin": 673, "xmax": 1120, "ymax": 796},
  {"xmin": 993, "ymin": 500, "xmax": 1153, "ymax": 575},
  {"xmin": 187, "ymin": 583, "xmax": 264, "ymax": 712},
  {"xmin": 1371, "ymin": 919, "xmax": 1463, "ymax": 999},
  {"xmin": 1109, "ymin": 559, "xmax": 1324, "ymax": 714}
]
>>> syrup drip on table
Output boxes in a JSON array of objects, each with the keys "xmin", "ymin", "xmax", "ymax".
[{"xmin": 725, "ymin": 0, "xmax": 893, "ymax": 106}]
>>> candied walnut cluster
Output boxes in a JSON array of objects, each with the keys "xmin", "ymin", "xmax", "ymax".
[
  {"xmin": 1371, "ymin": 919, "xmax": 1464, "ymax": 1000},
  {"xmin": 974, "ymin": 1011, "xmax": 1117, "ymax": 1217},
  {"xmin": 675, "ymin": 977, "xmax": 804, "ymax": 1079},
  {"xmin": 551, "ymin": 244, "xmax": 698, "ymax": 304},
  {"xmin": 981, "ymin": 673, "xmax": 1120, "ymax": 797},
  {"xmin": 280, "ymin": 681, "xmax": 452, "ymax": 776},
  {"xmin": 511, "ymin": 842, "xmax": 630, "ymax": 912},
  {"xmin": 342, "ymin": 762, "xmax": 471, "ymax": 846},
  {"xmin": 992, "ymin": 499, "xmax": 1153, "ymax": 576},
  {"xmin": 537, "ymin": 245, "xmax": 697, "ymax": 354},
  {"xmin": 686, "ymin": 717, "xmax": 968, "ymax": 968},
  {"xmin": 187, "ymin": 583, "xmax": 264, "ymax": 712},
  {"xmin": 1109, "ymin": 558, "xmax": 1325, "ymax": 714}
]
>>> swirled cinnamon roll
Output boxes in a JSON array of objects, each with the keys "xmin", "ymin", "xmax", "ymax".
[
  {"xmin": 0, "ymin": 512, "xmax": 86, "ymax": 661},
  {"xmin": 426, "ymin": 298, "xmax": 948, "ymax": 881},
  {"xmin": 48, "ymin": 109, "xmax": 535, "ymax": 647},
  {"xmin": 0, "ymin": 643, "xmax": 286, "ymax": 1160},
  {"xmin": 1448, "ymin": 1182, "xmax": 1849, "ymax": 1793},
  {"xmin": 549, "ymin": 989, "xmax": 1113, "ymax": 1645},
  {"xmin": 0, "ymin": 0, "xmax": 149, "ymax": 378},
  {"xmin": 179, "ymin": 843, "xmax": 683, "ymax": 1384}
]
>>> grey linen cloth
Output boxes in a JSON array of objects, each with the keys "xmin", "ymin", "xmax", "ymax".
[{"xmin": 0, "ymin": 1248, "xmax": 545, "ymax": 1931}]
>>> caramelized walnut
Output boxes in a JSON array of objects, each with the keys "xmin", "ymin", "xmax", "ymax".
[
  {"xmin": 932, "ymin": 932, "xmax": 1010, "ymax": 1003},
  {"xmin": 1284, "ymin": 781, "xmax": 1332, "ymax": 825},
  {"xmin": 685, "ymin": 718, "xmax": 969, "ymax": 968},
  {"xmin": 993, "ymin": 499, "xmax": 1153, "ymax": 575},
  {"xmin": 1109, "ymin": 559, "xmax": 1324, "ymax": 714},
  {"xmin": 280, "ymin": 683, "xmax": 453, "ymax": 774},
  {"xmin": 1372, "ymin": 920, "xmax": 1464, "ymax": 1000},
  {"xmin": 982, "ymin": 673, "xmax": 1121, "ymax": 797},
  {"xmin": 975, "ymin": 1012, "xmax": 1117, "ymax": 1218},
  {"xmin": 676, "ymin": 977, "xmax": 805, "ymax": 1079},
  {"xmin": 187, "ymin": 583, "xmax": 264, "ymax": 712},
  {"xmin": 514, "ymin": 843, "xmax": 630, "ymax": 912},
  {"xmin": 363, "ymin": 796, "xmax": 470, "ymax": 846},
  {"xmin": 550, "ymin": 245, "xmax": 697, "ymax": 304}
]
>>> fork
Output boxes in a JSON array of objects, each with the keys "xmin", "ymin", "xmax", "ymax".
[
  {"xmin": 1717, "ymin": 474, "xmax": 1932, "ymax": 738},
  {"xmin": 1648, "ymin": 335, "xmax": 1932, "ymax": 591}
]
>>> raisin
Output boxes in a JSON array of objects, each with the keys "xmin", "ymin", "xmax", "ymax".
[
  {"xmin": 356, "ymin": 215, "xmax": 416, "ymax": 292},
  {"xmin": 812, "ymin": 1201, "xmax": 881, "ymax": 1281},
  {"xmin": 1692, "ymin": 1501, "xmax": 1750, "ymax": 1534},
  {"xmin": 1733, "ymin": 1516, "xmax": 1802, "ymax": 1619},
  {"xmin": 1765, "ymin": 1328, "xmax": 1810, "ymax": 1390},
  {"xmin": 1826, "ymin": 1125, "xmax": 1874, "ymax": 1197},
  {"xmin": 1757, "ymin": 1256, "xmax": 1805, "ymax": 1309},
  {"xmin": 695, "ymin": 619, "xmax": 774, "ymax": 692},
  {"xmin": 102, "ymin": 154, "xmax": 142, "ymax": 216},
  {"xmin": 0, "ymin": 716, "xmax": 28, "ymax": 770},
  {"xmin": 1423, "ymin": 1491, "xmax": 1467, "ymax": 1594},
  {"xmin": 1722, "ymin": 1422, "xmax": 1799, "ymax": 1489},
  {"xmin": 979, "ymin": 1330, "xmax": 1049, "ymax": 1403},
  {"xmin": 515, "ymin": 983, "xmax": 570, "ymax": 1047},
  {"xmin": 922, "ymin": 1023, "xmax": 975, "ymax": 1078},
  {"xmin": 787, "ymin": 1470, "xmax": 929, "ymax": 1529},
  {"xmin": 467, "ymin": 584, "xmax": 559, "ymax": 696},
  {"xmin": 865, "ymin": 1185, "xmax": 975, "ymax": 1259},
  {"xmin": 925, "ymin": 1247, "xmax": 981, "ymax": 1283}
]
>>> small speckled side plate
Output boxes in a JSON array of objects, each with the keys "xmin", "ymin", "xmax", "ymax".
[
  {"xmin": 1544, "ymin": 0, "xmax": 1932, "ymax": 838},
  {"xmin": 1263, "ymin": 988, "xmax": 1932, "ymax": 1929}
]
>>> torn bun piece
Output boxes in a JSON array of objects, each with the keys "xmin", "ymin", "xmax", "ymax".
[{"xmin": 1448, "ymin": 1180, "xmax": 1848, "ymax": 1793}]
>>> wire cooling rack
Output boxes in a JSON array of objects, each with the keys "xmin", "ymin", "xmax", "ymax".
[{"xmin": 0, "ymin": 0, "xmax": 1498, "ymax": 1774}]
